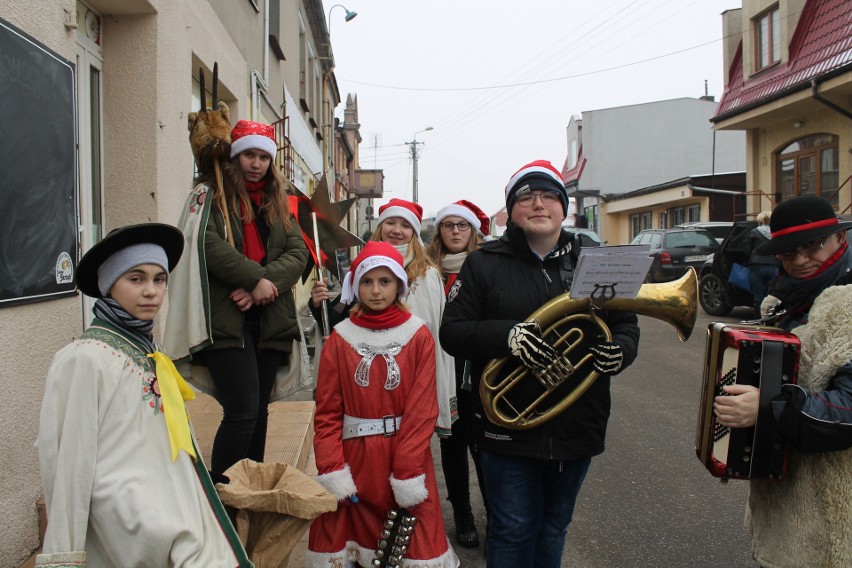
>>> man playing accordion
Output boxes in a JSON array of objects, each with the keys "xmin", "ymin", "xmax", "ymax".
[{"xmin": 714, "ymin": 196, "xmax": 852, "ymax": 568}]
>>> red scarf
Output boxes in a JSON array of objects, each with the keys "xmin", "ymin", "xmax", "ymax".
[
  {"xmin": 350, "ymin": 304, "xmax": 411, "ymax": 330},
  {"xmin": 803, "ymin": 241, "xmax": 848, "ymax": 279},
  {"xmin": 241, "ymin": 181, "xmax": 266, "ymax": 263}
]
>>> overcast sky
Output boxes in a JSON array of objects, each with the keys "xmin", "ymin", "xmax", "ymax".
[{"xmin": 322, "ymin": 0, "xmax": 739, "ymax": 220}]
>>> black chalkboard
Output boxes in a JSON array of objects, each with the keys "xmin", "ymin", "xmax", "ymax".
[{"xmin": 0, "ymin": 18, "xmax": 77, "ymax": 307}]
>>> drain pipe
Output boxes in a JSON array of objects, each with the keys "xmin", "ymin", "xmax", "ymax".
[{"xmin": 811, "ymin": 79, "xmax": 852, "ymax": 120}]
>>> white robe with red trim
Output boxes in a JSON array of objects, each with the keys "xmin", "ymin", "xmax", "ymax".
[{"xmin": 307, "ymin": 315, "xmax": 458, "ymax": 568}]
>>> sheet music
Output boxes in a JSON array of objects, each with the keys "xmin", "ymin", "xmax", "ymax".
[{"xmin": 570, "ymin": 244, "xmax": 653, "ymax": 299}]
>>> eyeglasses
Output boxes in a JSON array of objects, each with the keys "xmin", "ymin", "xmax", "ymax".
[
  {"xmin": 776, "ymin": 236, "xmax": 829, "ymax": 260},
  {"xmin": 440, "ymin": 221, "xmax": 471, "ymax": 232},
  {"xmin": 515, "ymin": 192, "xmax": 560, "ymax": 207}
]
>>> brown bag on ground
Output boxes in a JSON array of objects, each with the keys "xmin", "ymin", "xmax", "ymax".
[{"xmin": 217, "ymin": 460, "xmax": 337, "ymax": 567}]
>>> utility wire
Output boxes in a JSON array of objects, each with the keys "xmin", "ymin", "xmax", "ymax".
[
  {"xmin": 343, "ymin": 37, "xmax": 718, "ymax": 93},
  {"xmin": 428, "ymin": 0, "xmax": 671, "ymax": 145}
]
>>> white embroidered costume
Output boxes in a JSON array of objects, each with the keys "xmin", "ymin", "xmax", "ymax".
[{"xmin": 37, "ymin": 324, "xmax": 249, "ymax": 568}]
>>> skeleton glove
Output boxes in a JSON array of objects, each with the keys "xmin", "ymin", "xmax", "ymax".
[
  {"xmin": 589, "ymin": 342, "xmax": 624, "ymax": 375},
  {"xmin": 508, "ymin": 321, "xmax": 558, "ymax": 373}
]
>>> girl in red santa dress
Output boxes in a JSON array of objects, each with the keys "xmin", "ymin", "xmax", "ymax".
[{"xmin": 306, "ymin": 241, "xmax": 458, "ymax": 568}]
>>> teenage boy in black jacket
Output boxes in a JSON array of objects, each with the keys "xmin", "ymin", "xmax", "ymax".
[{"xmin": 440, "ymin": 160, "xmax": 640, "ymax": 568}]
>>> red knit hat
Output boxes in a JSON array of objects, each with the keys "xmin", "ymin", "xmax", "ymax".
[
  {"xmin": 340, "ymin": 241, "xmax": 408, "ymax": 304},
  {"xmin": 504, "ymin": 160, "xmax": 568, "ymax": 216},
  {"xmin": 436, "ymin": 199, "xmax": 491, "ymax": 236},
  {"xmin": 378, "ymin": 198, "xmax": 423, "ymax": 235},
  {"xmin": 229, "ymin": 119, "xmax": 277, "ymax": 159}
]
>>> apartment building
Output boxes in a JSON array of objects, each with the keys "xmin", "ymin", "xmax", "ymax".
[{"xmin": 712, "ymin": 0, "xmax": 852, "ymax": 214}]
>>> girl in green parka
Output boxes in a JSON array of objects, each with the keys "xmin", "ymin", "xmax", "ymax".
[{"xmin": 185, "ymin": 119, "xmax": 308, "ymax": 475}]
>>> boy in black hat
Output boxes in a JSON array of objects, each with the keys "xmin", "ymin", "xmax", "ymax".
[
  {"xmin": 37, "ymin": 224, "xmax": 252, "ymax": 568},
  {"xmin": 714, "ymin": 196, "xmax": 852, "ymax": 567}
]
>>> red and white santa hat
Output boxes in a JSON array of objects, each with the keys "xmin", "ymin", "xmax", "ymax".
[
  {"xmin": 341, "ymin": 241, "xmax": 409, "ymax": 304},
  {"xmin": 229, "ymin": 119, "xmax": 277, "ymax": 159},
  {"xmin": 435, "ymin": 199, "xmax": 491, "ymax": 236},
  {"xmin": 377, "ymin": 198, "xmax": 423, "ymax": 235},
  {"xmin": 504, "ymin": 159, "xmax": 567, "ymax": 215}
]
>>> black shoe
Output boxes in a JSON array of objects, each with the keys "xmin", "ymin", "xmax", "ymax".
[{"xmin": 454, "ymin": 509, "xmax": 480, "ymax": 548}]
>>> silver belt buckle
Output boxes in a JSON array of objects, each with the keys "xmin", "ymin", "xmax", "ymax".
[{"xmin": 382, "ymin": 415, "xmax": 396, "ymax": 437}]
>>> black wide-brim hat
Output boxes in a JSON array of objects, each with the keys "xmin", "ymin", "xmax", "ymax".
[
  {"xmin": 76, "ymin": 223, "xmax": 184, "ymax": 297},
  {"xmin": 755, "ymin": 196, "xmax": 852, "ymax": 256}
]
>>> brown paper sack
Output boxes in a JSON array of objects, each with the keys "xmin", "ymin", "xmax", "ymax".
[{"xmin": 217, "ymin": 460, "xmax": 337, "ymax": 567}]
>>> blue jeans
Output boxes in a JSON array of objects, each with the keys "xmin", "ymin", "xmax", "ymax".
[
  {"xmin": 481, "ymin": 450, "xmax": 591, "ymax": 568},
  {"xmin": 749, "ymin": 263, "xmax": 780, "ymax": 313}
]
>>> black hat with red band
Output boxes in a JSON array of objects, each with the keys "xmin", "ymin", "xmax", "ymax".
[{"xmin": 755, "ymin": 196, "xmax": 852, "ymax": 256}]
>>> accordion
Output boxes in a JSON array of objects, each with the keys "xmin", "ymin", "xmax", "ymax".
[{"xmin": 695, "ymin": 323, "xmax": 800, "ymax": 481}]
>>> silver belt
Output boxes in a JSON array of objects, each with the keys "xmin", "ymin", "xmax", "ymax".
[{"xmin": 342, "ymin": 414, "xmax": 402, "ymax": 440}]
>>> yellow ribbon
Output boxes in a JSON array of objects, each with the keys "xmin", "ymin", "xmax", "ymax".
[{"xmin": 147, "ymin": 352, "xmax": 197, "ymax": 462}]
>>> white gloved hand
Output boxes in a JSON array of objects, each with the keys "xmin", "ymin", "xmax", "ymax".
[
  {"xmin": 588, "ymin": 342, "xmax": 624, "ymax": 375},
  {"xmin": 508, "ymin": 321, "xmax": 558, "ymax": 373}
]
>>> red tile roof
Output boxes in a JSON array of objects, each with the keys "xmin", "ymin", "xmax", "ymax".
[
  {"xmin": 714, "ymin": 0, "xmax": 852, "ymax": 120},
  {"xmin": 562, "ymin": 148, "xmax": 587, "ymax": 184}
]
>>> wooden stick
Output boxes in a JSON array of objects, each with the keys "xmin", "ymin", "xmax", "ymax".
[{"xmin": 312, "ymin": 212, "xmax": 330, "ymax": 337}]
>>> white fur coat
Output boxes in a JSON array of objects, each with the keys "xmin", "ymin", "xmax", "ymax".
[{"xmin": 746, "ymin": 285, "xmax": 852, "ymax": 568}]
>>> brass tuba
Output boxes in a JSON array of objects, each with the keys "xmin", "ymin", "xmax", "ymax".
[{"xmin": 480, "ymin": 268, "xmax": 698, "ymax": 430}]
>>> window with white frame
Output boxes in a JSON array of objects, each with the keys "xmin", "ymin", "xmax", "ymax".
[
  {"xmin": 631, "ymin": 212, "xmax": 652, "ymax": 238},
  {"xmin": 687, "ymin": 204, "xmax": 700, "ymax": 222},
  {"xmin": 76, "ymin": 0, "xmax": 104, "ymax": 326},
  {"xmin": 754, "ymin": 6, "xmax": 781, "ymax": 72}
]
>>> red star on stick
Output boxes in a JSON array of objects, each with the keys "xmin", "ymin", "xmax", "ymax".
[{"xmin": 287, "ymin": 173, "xmax": 363, "ymax": 282}]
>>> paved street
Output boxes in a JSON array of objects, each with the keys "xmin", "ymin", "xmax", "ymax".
[{"xmin": 435, "ymin": 305, "xmax": 761, "ymax": 567}]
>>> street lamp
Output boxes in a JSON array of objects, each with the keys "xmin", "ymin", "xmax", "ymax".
[
  {"xmin": 323, "ymin": 4, "xmax": 357, "ymax": 199},
  {"xmin": 407, "ymin": 126, "xmax": 433, "ymax": 205},
  {"xmin": 328, "ymin": 4, "xmax": 358, "ymax": 36}
]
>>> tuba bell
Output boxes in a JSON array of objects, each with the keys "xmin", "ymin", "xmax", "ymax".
[{"xmin": 480, "ymin": 268, "xmax": 698, "ymax": 430}]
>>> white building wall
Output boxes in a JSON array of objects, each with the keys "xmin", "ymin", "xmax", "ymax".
[
  {"xmin": 0, "ymin": 1, "xmax": 331, "ymax": 564},
  {"xmin": 0, "ymin": 3, "xmax": 80, "ymax": 565},
  {"xmin": 580, "ymin": 98, "xmax": 746, "ymax": 195}
]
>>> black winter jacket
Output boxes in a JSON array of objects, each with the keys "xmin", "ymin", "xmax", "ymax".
[{"xmin": 439, "ymin": 225, "xmax": 640, "ymax": 461}]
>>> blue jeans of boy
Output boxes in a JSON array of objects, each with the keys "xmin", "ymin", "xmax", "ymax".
[{"xmin": 481, "ymin": 450, "xmax": 591, "ymax": 568}]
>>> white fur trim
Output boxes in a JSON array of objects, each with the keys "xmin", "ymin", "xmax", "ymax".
[
  {"xmin": 315, "ymin": 464, "xmax": 357, "ymax": 501},
  {"xmin": 335, "ymin": 315, "xmax": 425, "ymax": 349},
  {"xmin": 378, "ymin": 205, "xmax": 421, "ymax": 235},
  {"xmin": 390, "ymin": 473, "xmax": 428, "ymax": 508},
  {"xmin": 230, "ymin": 134, "xmax": 277, "ymax": 159},
  {"xmin": 435, "ymin": 203, "xmax": 480, "ymax": 231},
  {"xmin": 340, "ymin": 254, "xmax": 409, "ymax": 304},
  {"xmin": 504, "ymin": 163, "xmax": 563, "ymax": 197},
  {"xmin": 306, "ymin": 538, "xmax": 459, "ymax": 568},
  {"xmin": 36, "ymin": 551, "xmax": 87, "ymax": 566},
  {"xmin": 791, "ymin": 285, "xmax": 852, "ymax": 391}
]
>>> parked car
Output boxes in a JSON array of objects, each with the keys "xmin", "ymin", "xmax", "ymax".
[
  {"xmin": 631, "ymin": 227, "xmax": 719, "ymax": 283},
  {"xmin": 697, "ymin": 220, "xmax": 758, "ymax": 316},
  {"xmin": 675, "ymin": 221, "xmax": 735, "ymax": 244},
  {"xmin": 572, "ymin": 227, "xmax": 604, "ymax": 248}
]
